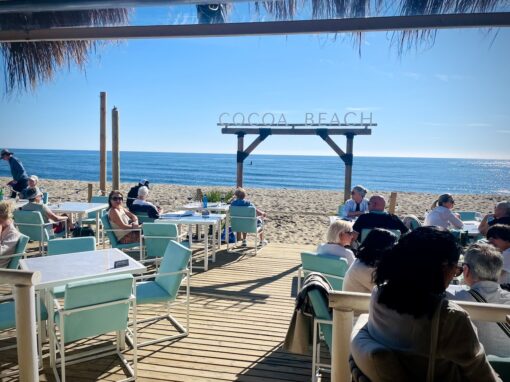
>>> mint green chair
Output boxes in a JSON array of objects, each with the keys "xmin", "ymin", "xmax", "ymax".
[
  {"xmin": 101, "ymin": 214, "xmax": 143, "ymax": 259},
  {"xmin": 298, "ymin": 252, "xmax": 349, "ymax": 291},
  {"xmin": 487, "ymin": 356, "xmax": 510, "ymax": 381},
  {"xmin": 143, "ymin": 223, "xmax": 189, "ymax": 263},
  {"xmin": 457, "ymin": 211, "xmax": 482, "ymax": 221},
  {"xmin": 129, "ymin": 240, "xmax": 191, "ymax": 348},
  {"xmin": 81, "ymin": 195, "xmax": 108, "ymax": 226},
  {"xmin": 47, "ymin": 237, "xmax": 96, "ymax": 256},
  {"xmin": 50, "ymin": 274, "xmax": 136, "ymax": 382},
  {"xmin": 308, "ymin": 289, "xmax": 333, "ymax": 381},
  {"xmin": 7, "ymin": 233, "xmax": 29, "ymax": 269},
  {"xmin": 134, "ymin": 211, "xmax": 155, "ymax": 224},
  {"xmin": 229, "ymin": 206, "xmax": 262, "ymax": 255},
  {"xmin": 13, "ymin": 210, "xmax": 65, "ymax": 254}
]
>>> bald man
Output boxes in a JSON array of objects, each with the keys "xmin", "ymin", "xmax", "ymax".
[{"xmin": 352, "ymin": 195, "xmax": 408, "ymax": 241}]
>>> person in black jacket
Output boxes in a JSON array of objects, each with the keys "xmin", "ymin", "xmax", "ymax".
[
  {"xmin": 126, "ymin": 179, "xmax": 150, "ymax": 209},
  {"xmin": 1, "ymin": 149, "xmax": 29, "ymax": 198}
]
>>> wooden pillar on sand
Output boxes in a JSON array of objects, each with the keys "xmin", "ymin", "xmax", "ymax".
[
  {"xmin": 99, "ymin": 92, "xmax": 107, "ymax": 195},
  {"xmin": 112, "ymin": 107, "xmax": 120, "ymax": 191},
  {"xmin": 236, "ymin": 133, "xmax": 244, "ymax": 187},
  {"xmin": 344, "ymin": 134, "xmax": 354, "ymax": 202},
  {"xmin": 388, "ymin": 192, "xmax": 398, "ymax": 214},
  {"xmin": 87, "ymin": 183, "xmax": 93, "ymax": 202}
]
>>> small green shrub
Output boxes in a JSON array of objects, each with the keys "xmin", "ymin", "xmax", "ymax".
[{"xmin": 204, "ymin": 190, "xmax": 234, "ymax": 203}]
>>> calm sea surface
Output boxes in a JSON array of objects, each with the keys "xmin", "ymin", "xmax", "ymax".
[{"xmin": 1, "ymin": 149, "xmax": 509, "ymax": 195}]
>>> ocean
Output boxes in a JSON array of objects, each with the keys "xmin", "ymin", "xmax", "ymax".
[{"xmin": 1, "ymin": 149, "xmax": 509, "ymax": 195}]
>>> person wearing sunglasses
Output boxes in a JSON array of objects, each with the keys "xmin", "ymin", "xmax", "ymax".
[
  {"xmin": 107, "ymin": 190, "xmax": 140, "ymax": 244},
  {"xmin": 316, "ymin": 220, "xmax": 355, "ymax": 266},
  {"xmin": 341, "ymin": 185, "xmax": 369, "ymax": 219},
  {"xmin": 424, "ymin": 193, "xmax": 463, "ymax": 230}
]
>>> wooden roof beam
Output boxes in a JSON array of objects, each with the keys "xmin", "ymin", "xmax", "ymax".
[{"xmin": 221, "ymin": 128, "xmax": 372, "ymax": 135}]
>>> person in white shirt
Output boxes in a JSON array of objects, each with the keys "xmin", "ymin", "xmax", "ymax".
[
  {"xmin": 424, "ymin": 193, "xmax": 463, "ymax": 229},
  {"xmin": 316, "ymin": 220, "xmax": 355, "ymax": 266},
  {"xmin": 342, "ymin": 185, "xmax": 369, "ymax": 219},
  {"xmin": 452, "ymin": 243, "xmax": 510, "ymax": 357},
  {"xmin": 133, "ymin": 186, "xmax": 161, "ymax": 211},
  {"xmin": 0, "ymin": 201, "xmax": 21, "ymax": 268},
  {"xmin": 487, "ymin": 224, "xmax": 510, "ymax": 284}
]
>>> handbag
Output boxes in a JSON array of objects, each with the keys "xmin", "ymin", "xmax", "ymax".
[{"xmin": 468, "ymin": 289, "xmax": 510, "ymax": 338}]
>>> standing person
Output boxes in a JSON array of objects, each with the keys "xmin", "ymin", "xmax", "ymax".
[
  {"xmin": 486, "ymin": 224, "xmax": 510, "ymax": 284},
  {"xmin": 1, "ymin": 149, "xmax": 29, "ymax": 198},
  {"xmin": 231, "ymin": 187, "xmax": 267, "ymax": 247},
  {"xmin": 126, "ymin": 179, "xmax": 150, "ymax": 209},
  {"xmin": 342, "ymin": 185, "xmax": 369, "ymax": 219},
  {"xmin": 316, "ymin": 220, "xmax": 355, "ymax": 266},
  {"xmin": 0, "ymin": 201, "xmax": 21, "ymax": 268},
  {"xmin": 479, "ymin": 201, "xmax": 510, "ymax": 236},
  {"xmin": 108, "ymin": 190, "xmax": 140, "ymax": 244},
  {"xmin": 424, "ymin": 193, "xmax": 463, "ymax": 229}
]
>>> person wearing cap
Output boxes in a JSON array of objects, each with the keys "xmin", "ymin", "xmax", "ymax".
[
  {"xmin": 126, "ymin": 179, "xmax": 150, "ymax": 209},
  {"xmin": 424, "ymin": 193, "xmax": 463, "ymax": 229},
  {"xmin": 21, "ymin": 187, "xmax": 68, "ymax": 233},
  {"xmin": 129, "ymin": 186, "xmax": 161, "ymax": 219},
  {"xmin": 1, "ymin": 149, "xmax": 29, "ymax": 198},
  {"xmin": 20, "ymin": 175, "xmax": 40, "ymax": 199}
]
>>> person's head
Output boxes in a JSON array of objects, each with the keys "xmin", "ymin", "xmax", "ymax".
[
  {"xmin": 234, "ymin": 187, "xmax": 246, "ymax": 200},
  {"xmin": 351, "ymin": 185, "xmax": 368, "ymax": 203},
  {"xmin": 326, "ymin": 220, "xmax": 354, "ymax": 246},
  {"xmin": 1, "ymin": 149, "xmax": 12, "ymax": 161},
  {"xmin": 432, "ymin": 193, "xmax": 455, "ymax": 210},
  {"xmin": 494, "ymin": 201, "xmax": 510, "ymax": 219},
  {"xmin": 138, "ymin": 179, "xmax": 150, "ymax": 189},
  {"xmin": 462, "ymin": 243, "xmax": 503, "ymax": 286},
  {"xmin": 487, "ymin": 224, "xmax": 510, "ymax": 252},
  {"xmin": 357, "ymin": 228, "xmax": 398, "ymax": 267},
  {"xmin": 24, "ymin": 187, "xmax": 42, "ymax": 203},
  {"xmin": 137, "ymin": 186, "xmax": 149, "ymax": 200},
  {"xmin": 368, "ymin": 195, "xmax": 386, "ymax": 212},
  {"xmin": 374, "ymin": 226, "xmax": 461, "ymax": 318},
  {"xmin": 108, "ymin": 190, "xmax": 124, "ymax": 209},
  {"xmin": 0, "ymin": 200, "xmax": 14, "ymax": 226},
  {"xmin": 28, "ymin": 175, "xmax": 39, "ymax": 188}
]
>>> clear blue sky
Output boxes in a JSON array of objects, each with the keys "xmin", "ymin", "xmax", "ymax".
[{"xmin": 1, "ymin": 16, "xmax": 509, "ymax": 159}]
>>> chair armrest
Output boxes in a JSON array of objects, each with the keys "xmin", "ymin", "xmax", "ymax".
[
  {"xmin": 103, "ymin": 228, "xmax": 142, "ymax": 233},
  {"xmin": 134, "ymin": 269, "xmax": 189, "ymax": 282},
  {"xmin": 0, "ymin": 295, "xmax": 14, "ymax": 303},
  {"xmin": 14, "ymin": 221, "xmax": 54, "ymax": 228},
  {"xmin": 55, "ymin": 294, "xmax": 135, "ymax": 316}
]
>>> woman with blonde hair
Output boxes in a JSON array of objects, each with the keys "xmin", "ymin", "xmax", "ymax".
[
  {"xmin": 317, "ymin": 220, "xmax": 355, "ymax": 266},
  {"xmin": 424, "ymin": 193, "xmax": 463, "ymax": 229},
  {"xmin": 0, "ymin": 201, "xmax": 21, "ymax": 268}
]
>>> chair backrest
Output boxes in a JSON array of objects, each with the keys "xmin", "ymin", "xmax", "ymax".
[
  {"xmin": 143, "ymin": 223, "xmax": 179, "ymax": 259},
  {"xmin": 13, "ymin": 210, "xmax": 52, "ymax": 242},
  {"xmin": 301, "ymin": 252, "xmax": 349, "ymax": 290},
  {"xmin": 47, "ymin": 237, "xmax": 96, "ymax": 256},
  {"xmin": 457, "ymin": 211, "xmax": 481, "ymax": 222},
  {"xmin": 7, "ymin": 233, "xmax": 29, "ymax": 269},
  {"xmin": 155, "ymin": 240, "xmax": 192, "ymax": 296},
  {"xmin": 360, "ymin": 228, "xmax": 401, "ymax": 243},
  {"xmin": 402, "ymin": 215, "xmax": 422, "ymax": 231},
  {"xmin": 307, "ymin": 288, "xmax": 333, "ymax": 350},
  {"xmin": 134, "ymin": 211, "xmax": 155, "ymax": 224},
  {"xmin": 229, "ymin": 206, "xmax": 258, "ymax": 234},
  {"xmin": 86, "ymin": 196, "xmax": 108, "ymax": 219},
  {"xmin": 100, "ymin": 214, "xmax": 119, "ymax": 245},
  {"xmin": 62, "ymin": 274, "xmax": 133, "ymax": 343}
]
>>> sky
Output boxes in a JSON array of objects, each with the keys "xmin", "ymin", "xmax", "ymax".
[{"xmin": 1, "ymin": 8, "xmax": 510, "ymax": 159}]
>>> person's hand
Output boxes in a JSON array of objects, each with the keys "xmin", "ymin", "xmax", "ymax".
[
  {"xmin": 132, "ymin": 222, "xmax": 139, "ymax": 229},
  {"xmin": 454, "ymin": 213, "xmax": 461, "ymax": 219}
]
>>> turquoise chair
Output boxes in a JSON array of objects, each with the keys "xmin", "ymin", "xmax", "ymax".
[
  {"xmin": 360, "ymin": 228, "xmax": 401, "ymax": 243},
  {"xmin": 7, "ymin": 233, "xmax": 29, "ymax": 269},
  {"xmin": 134, "ymin": 211, "xmax": 156, "ymax": 224},
  {"xmin": 129, "ymin": 240, "xmax": 191, "ymax": 348},
  {"xmin": 143, "ymin": 223, "xmax": 189, "ymax": 263},
  {"xmin": 13, "ymin": 210, "xmax": 65, "ymax": 254},
  {"xmin": 487, "ymin": 355, "xmax": 510, "ymax": 381},
  {"xmin": 81, "ymin": 195, "xmax": 108, "ymax": 227},
  {"xmin": 101, "ymin": 214, "xmax": 143, "ymax": 260},
  {"xmin": 50, "ymin": 274, "xmax": 136, "ymax": 382},
  {"xmin": 457, "ymin": 211, "xmax": 482, "ymax": 222},
  {"xmin": 298, "ymin": 252, "xmax": 349, "ymax": 291},
  {"xmin": 42, "ymin": 192, "xmax": 49, "ymax": 205},
  {"xmin": 229, "ymin": 206, "xmax": 262, "ymax": 255},
  {"xmin": 47, "ymin": 237, "xmax": 96, "ymax": 256},
  {"xmin": 308, "ymin": 289, "xmax": 333, "ymax": 382}
]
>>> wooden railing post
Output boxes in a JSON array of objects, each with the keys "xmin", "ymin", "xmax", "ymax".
[{"xmin": 87, "ymin": 183, "xmax": 93, "ymax": 202}]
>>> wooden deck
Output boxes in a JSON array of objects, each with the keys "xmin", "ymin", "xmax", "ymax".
[{"xmin": 1, "ymin": 243, "xmax": 323, "ymax": 382}]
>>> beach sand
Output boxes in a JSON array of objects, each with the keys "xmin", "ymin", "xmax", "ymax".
[{"xmin": 4, "ymin": 177, "xmax": 507, "ymax": 245}]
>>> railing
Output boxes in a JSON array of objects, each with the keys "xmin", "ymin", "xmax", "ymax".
[
  {"xmin": 0, "ymin": 269, "xmax": 41, "ymax": 382},
  {"xmin": 328, "ymin": 291, "xmax": 510, "ymax": 382}
]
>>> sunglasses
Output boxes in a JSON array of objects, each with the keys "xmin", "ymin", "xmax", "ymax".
[{"xmin": 111, "ymin": 196, "xmax": 123, "ymax": 202}]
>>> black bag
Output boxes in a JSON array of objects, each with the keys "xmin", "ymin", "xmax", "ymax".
[{"xmin": 72, "ymin": 226, "xmax": 95, "ymax": 238}]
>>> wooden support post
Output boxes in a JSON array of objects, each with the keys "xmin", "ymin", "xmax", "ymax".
[
  {"xmin": 388, "ymin": 192, "xmax": 398, "ymax": 214},
  {"xmin": 87, "ymin": 183, "xmax": 93, "ymax": 202},
  {"xmin": 344, "ymin": 134, "xmax": 354, "ymax": 202},
  {"xmin": 236, "ymin": 133, "xmax": 244, "ymax": 187},
  {"xmin": 112, "ymin": 107, "xmax": 120, "ymax": 191},
  {"xmin": 99, "ymin": 92, "xmax": 107, "ymax": 195}
]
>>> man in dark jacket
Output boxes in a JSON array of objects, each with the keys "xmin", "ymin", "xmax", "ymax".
[
  {"xmin": 1, "ymin": 149, "xmax": 29, "ymax": 198},
  {"xmin": 126, "ymin": 179, "xmax": 150, "ymax": 209}
]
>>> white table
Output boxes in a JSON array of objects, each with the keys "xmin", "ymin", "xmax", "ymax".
[
  {"xmin": 158, "ymin": 213, "xmax": 226, "ymax": 271},
  {"xmin": 182, "ymin": 202, "xmax": 230, "ymax": 214},
  {"xmin": 462, "ymin": 220, "xmax": 481, "ymax": 236}
]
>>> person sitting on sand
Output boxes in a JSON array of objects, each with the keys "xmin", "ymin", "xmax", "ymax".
[
  {"xmin": 0, "ymin": 201, "xmax": 21, "ymax": 268},
  {"xmin": 129, "ymin": 186, "xmax": 161, "ymax": 219},
  {"xmin": 486, "ymin": 224, "xmax": 510, "ymax": 284},
  {"xmin": 317, "ymin": 220, "xmax": 355, "ymax": 266},
  {"xmin": 108, "ymin": 190, "xmax": 141, "ymax": 244},
  {"xmin": 231, "ymin": 187, "xmax": 267, "ymax": 247},
  {"xmin": 21, "ymin": 187, "xmax": 68, "ymax": 233},
  {"xmin": 479, "ymin": 201, "xmax": 510, "ymax": 236},
  {"xmin": 424, "ymin": 193, "xmax": 463, "ymax": 230},
  {"xmin": 451, "ymin": 243, "xmax": 510, "ymax": 357},
  {"xmin": 342, "ymin": 185, "xmax": 369, "ymax": 219},
  {"xmin": 352, "ymin": 195, "xmax": 408, "ymax": 241},
  {"xmin": 126, "ymin": 179, "xmax": 150, "ymax": 209},
  {"xmin": 343, "ymin": 228, "xmax": 398, "ymax": 293}
]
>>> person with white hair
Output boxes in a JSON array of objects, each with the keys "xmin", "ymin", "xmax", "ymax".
[
  {"xmin": 342, "ymin": 185, "xmax": 369, "ymax": 218},
  {"xmin": 129, "ymin": 185, "xmax": 161, "ymax": 219},
  {"xmin": 20, "ymin": 175, "xmax": 40, "ymax": 199},
  {"xmin": 452, "ymin": 243, "xmax": 510, "ymax": 357},
  {"xmin": 0, "ymin": 201, "xmax": 21, "ymax": 268},
  {"xmin": 316, "ymin": 220, "xmax": 355, "ymax": 266},
  {"xmin": 479, "ymin": 201, "xmax": 510, "ymax": 236}
]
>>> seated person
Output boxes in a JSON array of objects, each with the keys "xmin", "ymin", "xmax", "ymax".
[
  {"xmin": 231, "ymin": 187, "xmax": 267, "ymax": 247},
  {"xmin": 108, "ymin": 190, "xmax": 140, "ymax": 244},
  {"xmin": 352, "ymin": 195, "xmax": 408, "ymax": 241},
  {"xmin": 20, "ymin": 175, "xmax": 40, "ymax": 199},
  {"xmin": 365, "ymin": 226, "xmax": 499, "ymax": 381},
  {"xmin": 343, "ymin": 228, "xmax": 397, "ymax": 293},
  {"xmin": 126, "ymin": 179, "xmax": 150, "ymax": 209},
  {"xmin": 0, "ymin": 201, "xmax": 21, "ymax": 268},
  {"xmin": 451, "ymin": 243, "xmax": 510, "ymax": 357},
  {"xmin": 487, "ymin": 224, "xmax": 510, "ymax": 284},
  {"xmin": 129, "ymin": 186, "xmax": 161, "ymax": 219},
  {"xmin": 479, "ymin": 201, "xmax": 510, "ymax": 236},
  {"xmin": 21, "ymin": 187, "xmax": 68, "ymax": 233},
  {"xmin": 424, "ymin": 193, "xmax": 463, "ymax": 229},
  {"xmin": 342, "ymin": 185, "xmax": 369, "ymax": 219},
  {"xmin": 316, "ymin": 220, "xmax": 355, "ymax": 266}
]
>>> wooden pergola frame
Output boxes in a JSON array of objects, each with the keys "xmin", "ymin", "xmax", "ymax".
[{"xmin": 220, "ymin": 123, "xmax": 374, "ymax": 201}]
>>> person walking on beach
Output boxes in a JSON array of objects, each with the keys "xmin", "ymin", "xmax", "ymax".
[{"xmin": 1, "ymin": 149, "xmax": 29, "ymax": 198}]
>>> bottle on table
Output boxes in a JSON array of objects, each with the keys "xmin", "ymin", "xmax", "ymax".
[
  {"xmin": 0, "ymin": 188, "xmax": 3, "ymax": 200},
  {"xmin": 203, "ymin": 193, "xmax": 208, "ymax": 208}
]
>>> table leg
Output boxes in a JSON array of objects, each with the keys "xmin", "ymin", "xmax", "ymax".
[
  {"xmin": 226, "ymin": 213, "xmax": 230, "ymax": 251},
  {"xmin": 95, "ymin": 211, "xmax": 100, "ymax": 244},
  {"xmin": 217, "ymin": 219, "xmax": 221, "ymax": 253},
  {"xmin": 212, "ymin": 223, "xmax": 217, "ymax": 263},
  {"xmin": 204, "ymin": 224, "xmax": 209, "ymax": 272}
]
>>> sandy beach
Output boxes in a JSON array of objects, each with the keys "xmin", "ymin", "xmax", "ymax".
[{"xmin": 4, "ymin": 177, "xmax": 507, "ymax": 245}]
